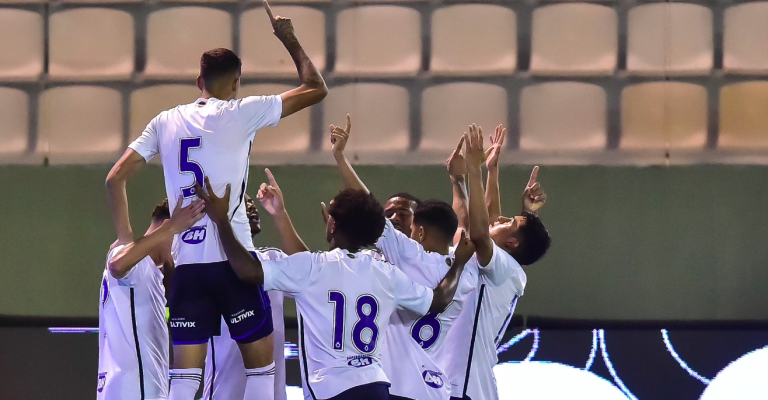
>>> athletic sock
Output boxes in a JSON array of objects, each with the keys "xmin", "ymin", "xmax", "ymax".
[
  {"xmin": 244, "ymin": 362, "xmax": 276, "ymax": 400},
  {"xmin": 169, "ymin": 368, "xmax": 202, "ymax": 400}
]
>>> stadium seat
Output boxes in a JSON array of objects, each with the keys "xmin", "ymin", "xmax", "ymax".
[
  {"xmin": 0, "ymin": 9, "xmax": 43, "ymax": 81},
  {"xmin": 621, "ymin": 82, "xmax": 707, "ymax": 150},
  {"xmin": 724, "ymin": 2, "xmax": 768, "ymax": 74},
  {"xmin": 430, "ymin": 5, "xmax": 517, "ymax": 76},
  {"xmin": 240, "ymin": 84, "xmax": 311, "ymax": 157},
  {"xmin": 145, "ymin": 7, "xmax": 232, "ymax": 79},
  {"xmin": 0, "ymin": 87, "xmax": 29, "ymax": 158},
  {"xmin": 421, "ymin": 82, "xmax": 507, "ymax": 152},
  {"xmin": 520, "ymin": 82, "xmax": 606, "ymax": 150},
  {"xmin": 240, "ymin": 6, "xmax": 325, "ymax": 77},
  {"xmin": 719, "ymin": 82, "xmax": 768, "ymax": 149},
  {"xmin": 335, "ymin": 6, "xmax": 421, "ymax": 77},
  {"xmin": 130, "ymin": 85, "xmax": 202, "ymax": 140},
  {"xmin": 37, "ymin": 86, "xmax": 124, "ymax": 163},
  {"xmin": 49, "ymin": 8, "xmax": 134, "ymax": 81},
  {"xmin": 627, "ymin": 3, "xmax": 713, "ymax": 76},
  {"xmin": 322, "ymin": 83, "xmax": 410, "ymax": 153},
  {"xmin": 530, "ymin": 4, "xmax": 617, "ymax": 76}
]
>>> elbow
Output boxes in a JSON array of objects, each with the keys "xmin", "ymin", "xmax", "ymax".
[
  {"xmin": 107, "ymin": 260, "xmax": 129, "ymax": 279},
  {"xmin": 314, "ymin": 82, "xmax": 329, "ymax": 101}
]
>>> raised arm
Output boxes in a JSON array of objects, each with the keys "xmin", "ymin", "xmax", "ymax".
[
  {"xmin": 429, "ymin": 230, "xmax": 475, "ymax": 313},
  {"xmin": 196, "ymin": 178, "xmax": 265, "ymax": 285},
  {"xmin": 331, "ymin": 115, "xmax": 370, "ymax": 194},
  {"xmin": 447, "ymin": 136, "xmax": 469, "ymax": 244},
  {"xmin": 105, "ymin": 149, "xmax": 146, "ymax": 245},
  {"xmin": 264, "ymin": 0, "xmax": 328, "ymax": 118},
  {"xmin": 465, "ymin": 124, "xmax": 494, "ymax": 266},
  {"xmin": 109, "ymin": 197, "xmax": 205, "ymax": 279},
  {"xmin": 256, "ymin": 168, "xmax": 309, "ymax": 255},
  {"xmin": 485, "ymin": 125, "xmax": 506, "ymax": 222}
]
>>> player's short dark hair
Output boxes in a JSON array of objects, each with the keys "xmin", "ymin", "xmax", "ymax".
[
  {"xmin": 151, "ymin": 199, "xmax": 170, "ymax": 221},
  {"xmin": 200, "ymin": 48, "xmax": 242, "ymax": 88},
  {"xmin": 413, "ymin": 200, "xmax": 458, "ymax": 240},
  {"xmin": 388, "ymin": 192, "xmax": 423, "ymax": 207},
  {"xmin": 511, "ymin": 212, "xmax": 551, "ymax": 266},
  {"xmin": 329, "ymin": 189, "xmax": 386, "ymax": 250}
]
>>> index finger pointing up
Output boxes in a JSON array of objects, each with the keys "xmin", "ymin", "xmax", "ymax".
[
  {"xmin": 528, "ymin": 166, "xmax": 539, "ymax": 186},
  {"xmin": 263, "ymin": 0, "xmax": 276, "ymax": 22},
  {"xmin": 264, "ymin": 168, "xmax": 279, "ymax": 188},
  {"xmin": 455, "ymin": 135, "xmax": 465, "ymax": 153}
]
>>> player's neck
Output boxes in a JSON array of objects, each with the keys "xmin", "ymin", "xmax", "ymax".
[
  {"xmin": 201, "ymin": 89, "xmax": 233, "ymax": 101},
  {"xmin": 422, "ymin": 239, "xmax": 450, "ymax": 256},
  {"xmin": 331, "ymin": 236, "xmax": 360, "ymax": 253}
]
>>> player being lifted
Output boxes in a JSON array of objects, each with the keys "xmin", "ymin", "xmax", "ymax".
[
  {"xmin": 445, "ymin": 125, "xmax": 550, "ymax": 400},
  {"xmin": 194, "ymin": 173, "xmax": 475, "ymax": 400},
  {"xmin": 98, "ymin": 198, "xmax": 204, "ymax": 400},
  {"xmin": 104, "ymin": 1, "xmax": 328, "ymax": 398},
  {"xmin": 328, "ymin": 115, "xmax": 477, "ymax": 400}
]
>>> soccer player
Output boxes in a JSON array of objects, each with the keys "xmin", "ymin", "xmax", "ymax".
[
  {"xmin": 204, "ymin": 189, "xmax": 305, "ymax": 400},
  {"xmin": 329, "ymin": 116, "xmax": 477, "ymax": 400},
  {"xmin": 104, "ymin": 1, "xmax": 328, "ymax": 398},
  {"xmin": 444, "ymin": 125, "xmax": 551, "ymax": 400},
  {"xmin": 384, "ymin": 192, "xmax": 422, "ymax": 237},
  {"xmin": 98, "ymin": 198, "xmax": 205, "ymax": 400},
  {"xmin": 194, "ymin": 175, "xmax": 475, "ymax": 400}
]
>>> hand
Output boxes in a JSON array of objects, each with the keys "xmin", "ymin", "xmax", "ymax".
[
  {"xmin": 522, "ymin": 166, "xmax": 547, "ymax": 213},
  {"xmin": 453, "ymin": 230, "xmax": 476, "ymax": 266},
  {"xmin": 330, "ymin": 114, "xmax": 351, "ymax": 157},
  {"xmin": 447, "ymin": 136, "xmax": 467, "ymax": 177},
  {"xmin": 167, "ymin": 195, "xmax": 206, "ymax": 234},
  {"xmin": 256, "ymin": 168, "xmax": 286, "ymax": 215},
  {"xmin": 264, "ymin": 0, "xmax": 296, "ymax": 44},
  {"xmin": 195, "ymin": 177, "xmax": 231, "ymax": 226},
  {"xmin": 484, "ymin": 124, "xmax": 506, "ymax": 170},
  {"xmin": 463, "ymin": 124, "xmax": 485, "ymax": 170}
]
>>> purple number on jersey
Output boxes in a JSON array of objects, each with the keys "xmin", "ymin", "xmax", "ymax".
[
  {"xmin": 352, "ymin": 295, "xmax": 379, "ymax": 353},
  {"xmin": 328, "ymin": 291, "xmax": 346, "ymax": 351},
  {"xmin": 411, "ymin": 312, "xmax": 441, "ymax": 350},
  {"xmin": 179, "ymin": 137, "xmax": 204, "ymax": 198}
]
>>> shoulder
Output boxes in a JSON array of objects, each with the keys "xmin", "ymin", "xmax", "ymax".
[{"xmin": 254, "ymin": 246, "xmax": 287, "ymax": 261}]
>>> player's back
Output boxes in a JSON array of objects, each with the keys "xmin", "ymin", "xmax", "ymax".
[
  {"xmin": 261, "ymin": 248, "xmax": 434, "ymax": 399},
  {"xmin": 128, "ymin": 95, "xmax": 282, "ymax": 266}
]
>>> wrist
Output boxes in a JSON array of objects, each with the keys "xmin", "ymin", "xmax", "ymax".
[
  {"xmin": 281, "ymin": 34, "xmax": 301, "ymax": 50},
  {"xmin": 467, "ymin": 164, "xmax": 483, "ymax": 175},
  {"xmin": 450, "ymin": 175, "xmax": 466, "ymax": 183},
  {"xmin": 333, "ymin": 151, "xmax": 345, "ymax": 162}
]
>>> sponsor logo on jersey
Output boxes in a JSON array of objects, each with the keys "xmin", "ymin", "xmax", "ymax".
[
  {"xmin": 181, "ymin": 226, "xmax": 206, "ymax": 244},
  {"xmin": 170, "ymin": 320, "xmax": 196, "ymax": 328},
  {"xmin": 230, "ymin": 310, "xmax": 255, "ymax": 324},
  {"xmin": 347, "ymin": 355, "xmax": 374, "ymax": 368},
  {"xmin": 422, "ymin": 370, "xmax": 445, "ymax": 388},
  {"xmin": 97, "ymin": 372, "xmax": 107, "ymax": 393}
]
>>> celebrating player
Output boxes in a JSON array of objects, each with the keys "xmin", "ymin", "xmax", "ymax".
[
  {"xmin": 98, "ymin": 198, "xmax": 204, "ymax": 400},
  {"xmin": 104, "ymin": 1, "xmax": 327, "ymax": 398},
  {"xmin": 203, "ymin": 193, "xmax": 300, "ymax": 400},
  {"xmin": 329, "ymin": 115, "xmax": 478, "ymax": 400},
  {"xmin": 194, "ymin": 174, "xmax": 475, "ymax": 400},
  {"xmin": 444, "ymin": 125, "xmax": 551, "ymax": 400}
]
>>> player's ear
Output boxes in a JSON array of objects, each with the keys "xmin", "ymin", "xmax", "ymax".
[
  {"xmin": 196, "ymin": 76, "xmax": 204, "ymax": 92},
  {"xmin": 505, "ymin": 237, "xmax": 520, "ymax": 252},
  {"xmin": 418, "ymin": 226, "xmax": 426, "ymax": 243}
]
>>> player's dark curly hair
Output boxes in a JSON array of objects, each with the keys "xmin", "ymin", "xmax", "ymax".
[
  {"xmin": 510, "ymin": 212, "xmax": 551, "ymax": 266},
  {"xmin": 200, "ymin": 48, "xmax": 242, "ymax": 90},
  {"xmin": 329, "ymin": 189, "xmax": 386, "ymax": 250},
  {"xmin": 413, "ymin": 200, "xmax": 458, "ymax": 240},
  {"xmin": 388, "ymin": 192, "xmax": 423, "ymax": 208},
  {"xmin": 151, "ymin": 198, "xmax": 170, "ymax": 221}
]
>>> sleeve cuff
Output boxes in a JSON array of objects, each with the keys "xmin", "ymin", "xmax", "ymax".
[
  {"xmin": 261, "ymin": 260, "xmax": 275, "ymax": 291},
  {"xmin": 267, "ymin": 95, "xmax": 283, "ymax": 127},
  {"xmin": 127, "ymin": 144, "xmax": 153, "ymax": 162}
]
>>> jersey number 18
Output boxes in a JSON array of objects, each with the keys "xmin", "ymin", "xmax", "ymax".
[{"xmin": 328, "ymin": 291, "xmax": 380, "ymax": 354}]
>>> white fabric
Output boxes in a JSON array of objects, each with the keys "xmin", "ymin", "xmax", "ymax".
[
  {"xmin": 98, "ymin": 245, "xmax": 169, "ymax": 400},
  {"xmin": 375, "ymin": 220, "xmax": 478, "ymax": 399},
  {"xmin": 245, "ymin": 363, "xmax": 276, "ymax": 400},
  {"xmin": 128, "ymin": 95, "xmax": 282, "ymax": 266},
  {"xmin": 168, "ymin": 368, "xmax": 201, "ymax": 400},
  {"xmin": 440, "ymin": 243, "xmax": 526, "ymax": 400},
  {"xmin": 203, "ymin": 248, "xmax": 288, "ymax": 400},
  {"xmin": 262, "ymin": 248, "xmax": 434, "ymax": 399}
]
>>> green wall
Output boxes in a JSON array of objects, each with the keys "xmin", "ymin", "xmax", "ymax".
[{"xmin": 1, "ymin": 165, "xmax": 767, "ymax": 321}]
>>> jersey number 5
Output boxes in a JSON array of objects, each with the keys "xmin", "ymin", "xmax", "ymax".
[
  {"xmin": 179, "ymin": 137, "xmax": 204, "ymax": 198},
  {"xmin": 329, "ymin": 291, "xmax": 380, "ymax": 353}
]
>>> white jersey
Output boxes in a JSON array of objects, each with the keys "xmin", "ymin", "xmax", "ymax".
[
  {"xmin": 440, "ymin": 243, "xmax": 526, "ymax": 400},
  {"xmin": 203, "ymin": 248, "xmax": 288, "ymax": 400},
  {"xmin": 262, "ymin": 248, "xmax": 434, "ymax": 399},
  {"xmin": 375, "ymin": 220, "xmax": 478, "ymax": 400},
  {"xmin": 128, "ymin": 96, "xmax": 282, "ymax": 266},
  {"xmin": 98, "ymin": 245, "xmax": 169, "ymax": 400}
]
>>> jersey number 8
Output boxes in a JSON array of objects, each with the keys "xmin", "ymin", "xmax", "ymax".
[{"xmin": 328, "ymin": 291, "xmax": 380, "ymax": 353}]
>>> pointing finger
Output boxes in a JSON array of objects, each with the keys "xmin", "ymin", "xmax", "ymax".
[
  {"xmin": 265, "ymin": 168, "xmax": 279, "ymax": 188},
  {"xmin": 345, "ymin": 113, "xmax": 351, "ymax": 134},
  {"xmin": 455, "ymin": 135, "xmax": 465, "ymax": 153},
  {"xmin": 528, "ymin": 166, "xmax": 539, "ymax": 186},
  {"xmin": 263, "ymin": 0, "xmax": 276, "ymax": 22}
]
